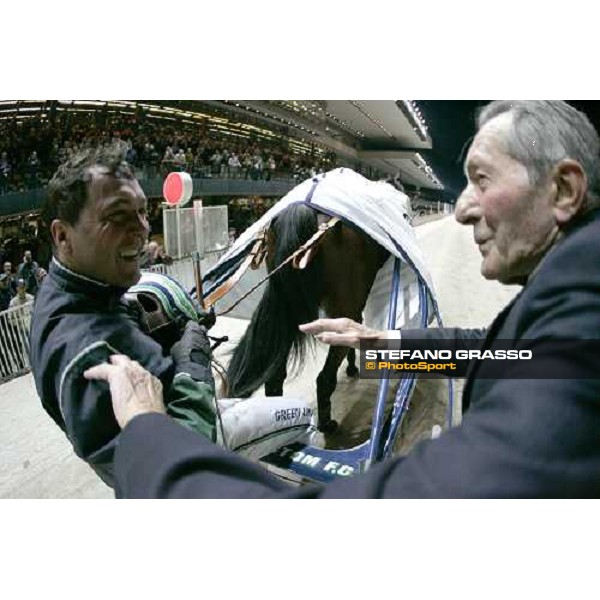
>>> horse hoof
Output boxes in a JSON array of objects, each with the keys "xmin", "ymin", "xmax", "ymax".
[
  {"xmin": 346, "ymin": 365, "xmax": 359, "ymax": 377},
  {"xmin": 319, "ymin": 419, "xmax": 339, "ymax": 434}
]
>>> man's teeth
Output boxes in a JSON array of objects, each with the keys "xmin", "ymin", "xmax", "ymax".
[{"xmin": 120, "ymin": 250, "xmax": 139, "ymax": 258}]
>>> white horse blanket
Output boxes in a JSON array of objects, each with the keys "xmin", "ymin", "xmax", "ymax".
[{"xmin": 203, "ymin": 167, "xmax": 438, "ymax": 329}]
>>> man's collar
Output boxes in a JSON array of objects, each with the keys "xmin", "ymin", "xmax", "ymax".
[
  {"xmin": 51, "ymin": 257, "xmax": 110, "ymax": 288},
  {"xmin": 527, "ymin": 208, "xmax": 600, "ymax": 284},
  {"xmin": 50, "ymin": 257, "xmax": 129, "ymax": 299}
]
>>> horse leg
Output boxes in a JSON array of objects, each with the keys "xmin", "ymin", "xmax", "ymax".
[
  {"xmin": 316, "ymin": 345, "xmax": 349, "ymax": 433},
  {"xmin": 264, "ymin": 361, "xmax": 287, "ymax": 397},
  {"xmin": 346, "ymin": 348, "xmax": 358, "ymax": 377},
  {"xmin": 315, "ymin": 217, "xmax": 389, "ymax": 435}
]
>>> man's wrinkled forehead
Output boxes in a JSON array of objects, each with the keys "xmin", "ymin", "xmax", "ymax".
[
  {"xmin": 86, "ymin": 164, "xmax": 132, "ymax": 184},
  {"xmin": 85, "ymin": 165, "xmax": 144, "ymax": 204},
  {"xmin": 465, "ymin": 113, "xmax": 514, "ymax": 171}
]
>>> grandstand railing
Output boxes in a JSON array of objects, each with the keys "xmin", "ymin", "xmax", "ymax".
[
  {"xmin": 0, "ymin": 177, "xmax": 298, "ymax": 217},
  {"xmin": 0, "ymin": 302, "xmax": 33, "ymax": 383}
]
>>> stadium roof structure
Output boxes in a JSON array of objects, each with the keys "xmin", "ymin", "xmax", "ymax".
[{"xmin": 216, "ymin": 100, "xmax": 443, "ymax": 190}]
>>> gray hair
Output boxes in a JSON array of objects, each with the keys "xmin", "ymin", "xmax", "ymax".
[{"xmin": 477, "ymin": 101, "xmax": 600, "ymax": 211}]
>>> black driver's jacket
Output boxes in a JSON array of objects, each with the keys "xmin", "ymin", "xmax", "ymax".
[{"xmin": 30, "ymin": 258, "xmax": 217, "ymax": 487}]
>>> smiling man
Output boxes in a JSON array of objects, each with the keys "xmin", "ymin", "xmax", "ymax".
[
  {"xmin": 30, "ymin": 144, "xmax": 218, "ymax": 487},
  {"xmin": 52, "ymin": 165, "xmax": 149, "ymax": 287}
]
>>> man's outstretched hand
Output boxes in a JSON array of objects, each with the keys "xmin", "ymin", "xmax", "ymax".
[
  {"xmin": 299, "ymin": 318, "xmax": 388, "ymax": 349},
  {"xmin": 84, "ymin": 354, "xmax": 165, "ymax": 429}
]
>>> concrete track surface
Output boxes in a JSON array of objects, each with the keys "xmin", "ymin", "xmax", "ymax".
[{"xmin": 0, "ymin": 216, "xmax": 519, "ymax": 498}]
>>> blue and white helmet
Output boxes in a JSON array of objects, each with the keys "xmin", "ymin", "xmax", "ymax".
[
  {"xmin": 124, "ymin": 272, "xmax": 203, "ymax": 347},
  {"xmin": 128, "ymin": 271, "xmax": 201, "ymax": 321}
]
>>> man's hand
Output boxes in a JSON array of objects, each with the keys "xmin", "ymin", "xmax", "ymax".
[
  {"xmin": 195, "ymin": 304, "xmax": 217, "ymax": 330},
  {"xmin": 299, "ymin": 318, "xmax": 389, "ymax": 349},
  {"xmin": 171, "ymin": 320, "xmax": 214, "ymax": 384},
  {"xmin": 84, "ymin": 354, "xmax": 166, "ymax": 429}
]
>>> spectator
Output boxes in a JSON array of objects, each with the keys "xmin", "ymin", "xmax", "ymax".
[
  {"xmin": 9, "ymin": 276, "xmax": 35, "ymax": 332},
  {"xmin": 16, "ymin": 250, "xmax": 39, "ymax": 296},
  {"xmin": 26, "ymin": 151, "xmax": 40, "ymax": 189},
  {"xmin": 174, "ymin": 149, "xmax": 186, "ymax": 171},
  {"xmin": 9, "ymin": 278, "xmax": 34, "ymax": 309},
  {"xmin": 185, "ymin": 148, "xmax": 194, "ymax": 171},
  {"xmin": 228, "ymin": 152, "xmax": 241, "ymax": 178},
  {"xmin": 193, "ymin": 152, "xmax": 206, "ymax": 178},
  {"xmin": 3, "ymin": 261, "xmax": 17, "ymax": 296},
  {"xmin": 139, "ymin": 241, "xmax": 173, "ymax": 269},
  {"xmin": 265, "ymin": 156, "xmax": 276, "ymax": 181},
  {"xmin": 0, "ymin": 152, "xmax": 11, "ymax": 194},
  {"xmin": 125, "ymin": 143, "xmax": 137, "ymax": 168},
  {"xmin": 0, "ymin": 274, "xmax": 13, "ymax": 311},
  {"xmin": 139, "ymin": 241, "xmax": 159, "ymax": 269},
  {"xmin": 161, "ymin": 146, "xmax": 175, "ymax": 175},
  {"xmin": 251, "ymin": 153, "xmax": 263, "ymax": 180},
  {"xmin": 210, "ymin": 149, "xmax": 222, "ymax": 177},
  {"xmin": 242, "ymin": 151, "xmax": 252, "ymax": 179},
  {"xmin": 154, "ymin": 243, "xmax": 173, "ymax": 265},
  {"xmin": 7, "ymin": 279, "xmax": 34, "ymax": 366},
  {"xmin": 145, "ymin": 143, "xmax": 160, "ymax": 179}
]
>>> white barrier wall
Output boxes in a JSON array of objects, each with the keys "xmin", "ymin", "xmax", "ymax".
[{"xmin": 163, "ymin": 204, "xmax": 229, "ymax": 260}]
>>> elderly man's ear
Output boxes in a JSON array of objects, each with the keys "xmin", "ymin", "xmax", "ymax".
[{"xmin": 551, "ymin": 159, "xmax": 588, "ymax": 225}]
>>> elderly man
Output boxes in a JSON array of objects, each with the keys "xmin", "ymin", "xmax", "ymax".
[
  {"xmin": 86, "ymin": 101, "xmax": 600, "ymax": 498},
  {"xmin": 30, "ymin": 144, "xmax": 218, "ymax": 487}
]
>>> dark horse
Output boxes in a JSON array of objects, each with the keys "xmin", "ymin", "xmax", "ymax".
[{"xmin": 227, "ymin": 203, "xmax": 389, "ymax": 433}]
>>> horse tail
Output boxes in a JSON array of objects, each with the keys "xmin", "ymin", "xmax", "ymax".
[{"xmin": 228, "ymin": 203, "xmax": 323, "ymax": 397}]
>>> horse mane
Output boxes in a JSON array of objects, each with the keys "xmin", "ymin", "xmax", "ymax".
[{"xmin": 227, "ymin": 203, "xmax": 323, "ymax": 397}]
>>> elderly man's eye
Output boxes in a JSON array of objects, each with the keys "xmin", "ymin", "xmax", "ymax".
[
  {"xmin": 106, "ymin": 212, "xmax": 128, "ymax": 223},
  {"xmin": 476, "ymin": 173, "xmax": 489, "ymax": 187}
]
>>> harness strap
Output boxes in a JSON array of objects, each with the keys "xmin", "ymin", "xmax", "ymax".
[
  {"xmin": 203, "ymin": 230, "xmax": 268, "ymax": 308},
  {"xmin": 211, "ymin": 215, "xmax": 340, "ymax": 316}
]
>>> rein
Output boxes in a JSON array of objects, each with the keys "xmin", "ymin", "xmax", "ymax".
[{"xmin": 207, "ymin": 215, "xmax": 340, "ymax": 317}]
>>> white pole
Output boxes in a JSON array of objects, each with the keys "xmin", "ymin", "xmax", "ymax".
[{"xmin": 176, "ymin": 204, "xmax": 182, "ymax": 259}]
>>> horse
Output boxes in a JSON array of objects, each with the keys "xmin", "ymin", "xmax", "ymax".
[{"xmin": 226, "ymin": 202, "xmax": 390, "ymax": 433}]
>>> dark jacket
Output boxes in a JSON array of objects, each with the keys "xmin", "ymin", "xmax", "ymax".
[
  {"xmin": 17, "ymin": 260, "xmax": 39, "ymax": 295},
  {"xmin": 30, "ymin": 258, "xmax": 217, "ymax": 487},
  {"xmin": 114, "ymin": 210, "xmax": 600, "ymax": 498}
]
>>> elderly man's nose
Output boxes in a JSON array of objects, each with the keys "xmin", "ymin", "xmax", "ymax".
[{"xmin": 455, "ymin": 186, "xmax": 480, "ymax": 224}]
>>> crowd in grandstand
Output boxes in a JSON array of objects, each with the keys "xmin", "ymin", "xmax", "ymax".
[
  {"xmin": 0, "ymin": 110, "xmax": 336, "ymax": 195},
  {"xmin": 0, "ymin": 106, "xmax": 440, "ymax": 281}
]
